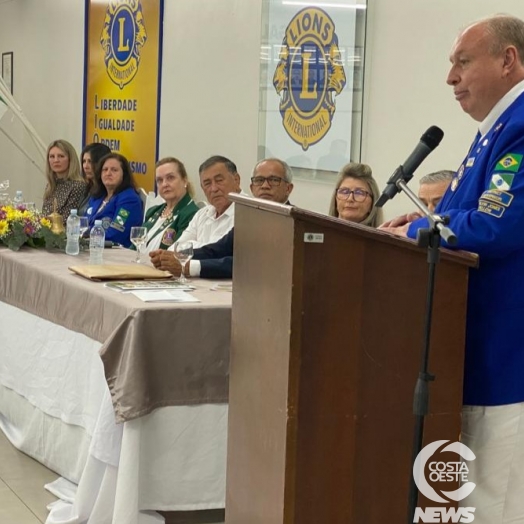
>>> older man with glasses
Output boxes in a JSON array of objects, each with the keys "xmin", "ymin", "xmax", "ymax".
[{"xmin": 250, "ymin": 158, "xmax": 294, "ymax": 204}]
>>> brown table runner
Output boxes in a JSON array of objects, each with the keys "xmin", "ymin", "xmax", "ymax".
[{"xmin": 0, "ymin": 246, "xmax": 231, "ymax": 422}]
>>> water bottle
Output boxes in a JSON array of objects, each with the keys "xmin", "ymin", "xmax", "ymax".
[
  {"xmin": 89, "ymin": 220, "xmax": 105, "ymax": 265},
  {"xmin": 13, "ymin": 190, "xmax": 23, "ymax": 207},
  {"xmin": 65, "ymin": 209, "xmax": 81, "ymax": 256}
]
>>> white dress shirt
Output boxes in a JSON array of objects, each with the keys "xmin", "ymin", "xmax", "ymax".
[{"xmin": 169, "ymin": 191, "xmax": 248, "ymax": 276}]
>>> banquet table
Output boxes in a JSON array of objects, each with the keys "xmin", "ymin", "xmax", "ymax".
[{"xmin": 0, "ymin": 245, "xmax": 231, "ymax": 524}]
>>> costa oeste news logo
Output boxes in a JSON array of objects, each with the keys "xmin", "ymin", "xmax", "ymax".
[{"xmin": 413, "ymin": 440, "xmax": 476, "ymax": 523}]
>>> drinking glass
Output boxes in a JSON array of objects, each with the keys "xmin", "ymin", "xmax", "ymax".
[
  {"xmin": 78, "ymin": 216, "xmax": 90, "ymax": 250},
  {"xmin": 130, "ymin": 226, "xmax": 147, "ymax": 263},
  {"xmin": 173, "ymin": 241, "xmax": 194, "ymax": 283}
]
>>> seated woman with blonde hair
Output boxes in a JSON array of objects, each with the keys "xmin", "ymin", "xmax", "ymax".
[
  {"xmin": 42, "ymin": 139, "xmax": 86, "ymax": 223},
  {"xmin": 328, "ymin": 162, "xmax": 383, "ymax": 227},
  {"xmin": 141, "ymin": 157, "xmax": 199, "ymax": 254}
]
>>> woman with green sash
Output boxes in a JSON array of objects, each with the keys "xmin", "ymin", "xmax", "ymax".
[{"xmin": 142, "ymin": 157, "xmax": 199, "ymax": 254}]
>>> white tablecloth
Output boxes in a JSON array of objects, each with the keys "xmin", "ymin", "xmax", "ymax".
[{"xmin": 0, "ymin": 298, "xmax": 228, "ymax": 524}]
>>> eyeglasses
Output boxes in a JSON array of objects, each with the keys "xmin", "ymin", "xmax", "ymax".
[
  {"xmin": 336, "ymin": 188, "xmax": 371, "ymax": 202},
  {"xmin": 251, "ymin": 176, "xmax": 286, "ymax": 187}
]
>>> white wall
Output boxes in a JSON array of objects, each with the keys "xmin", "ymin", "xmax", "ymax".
[
  {"xmin": 159, "ymin": 0, "xmax": 262, "ymax": 203},
  {"xmin": 0, "ymin": 0, "xmax": 84, "ymax": 205},
  {"xmin": 1, "ymin": 0, "xmax": 524, "ymax": 217}
]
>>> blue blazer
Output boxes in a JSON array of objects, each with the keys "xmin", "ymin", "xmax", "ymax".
[
  {"xmin": 86, "ymin": 188, "xmax": 143, "ymax": 247},
  {"xmin": 193, "ymin": 229, "xmax": 234, "ymax": 279},
  {"xmin": 408, "ymin": 91, "xmax": 524, "ymax": 406}
]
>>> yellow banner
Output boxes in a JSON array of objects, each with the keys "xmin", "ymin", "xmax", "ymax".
[{"xmin": 83, "ymin": 0, "xmax": 163, "ymax": 192}]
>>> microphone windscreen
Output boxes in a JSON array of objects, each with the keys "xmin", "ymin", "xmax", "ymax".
[{"xmin": 420, "ymin": 126, "xmax": 444, "ymax": 150}]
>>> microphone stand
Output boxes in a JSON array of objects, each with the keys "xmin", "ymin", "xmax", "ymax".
[{"xmin": 394, "ymin": 179, "xmax": 457, "ymax": 524}]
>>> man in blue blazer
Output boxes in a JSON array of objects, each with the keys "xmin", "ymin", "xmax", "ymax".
[
  {"xmin": 382, "ymin": 15, "xmax": 524, "ymax": 521},
  {"xmin": 190, "ymin": 228, "xmax": 234, "ymax": 279},
  {"xmin": 151, "ymin": 158, "xmax": 294, "ymax": 279}
]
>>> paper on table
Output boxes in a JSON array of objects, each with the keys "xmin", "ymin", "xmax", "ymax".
[
  {"xmin": 130, "ymin": 290, "xmax": 201, "ymax": 303},
  {"xmin": 105, "ymin": 280, "xmax": 196, "ymax": 292},
  {"xmin": 211, "ymin": 283, "xmax": 233, "ymax": 292}
]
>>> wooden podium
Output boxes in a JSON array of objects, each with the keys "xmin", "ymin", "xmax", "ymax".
[{"xmin": 225, "ymin": 195, "xmax": 477, "ymax": 524}]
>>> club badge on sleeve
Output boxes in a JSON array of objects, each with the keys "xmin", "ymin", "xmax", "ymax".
[
  {"xmin": 101, "ymin": 216, "xmax": 112, "ymax": 230},
  {"xmin": 478, "ymin": 189, "xmax": 514, "ymax": 218}
]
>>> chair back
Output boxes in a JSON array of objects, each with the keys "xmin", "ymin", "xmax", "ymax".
[{"xmin": 144, "ymin": 191, "xmax": 165, "ymax": 219}]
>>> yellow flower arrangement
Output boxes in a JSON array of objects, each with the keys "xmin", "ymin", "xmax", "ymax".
[{"xmin": 0, "ymin": 204, "xmax": 65, "ymax": 251}]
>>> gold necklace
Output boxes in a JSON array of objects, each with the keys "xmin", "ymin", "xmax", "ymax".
[{"xmin": 160, "ymin": 205, "xmax": 174, "ymax": 220}]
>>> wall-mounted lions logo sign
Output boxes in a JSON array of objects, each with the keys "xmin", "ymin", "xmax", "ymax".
[
  {"xmin": 273, "ymin": 8, "xmax": 346, "ymax": 151},
  {"xmin": 100, "ymin": 0, "xmax": 148, "ymax": 89}
]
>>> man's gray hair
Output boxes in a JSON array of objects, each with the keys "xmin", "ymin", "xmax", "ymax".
[
  {"xmin": 419, "ymin": 170, "xmax": 454, "ymax": 186},
  {"xmin": 199, "ymin": 155, "xmax": 237, "ymax": 176},
  {"xmin": 252, "ymin": 158, "xmax": 294, "ymax": 183},
  {"xmin": 474, "ymin": 15, "xmax": 524, "ymax": 65}
]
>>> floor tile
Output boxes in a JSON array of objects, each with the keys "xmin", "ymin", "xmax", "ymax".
[
  {"xmin": 0, "ymin": 478, "xmax": 42, "ymax": 524},
  {"xmin": 4, "ymin": 479, "xmax": 57, "ymax": 523},
  {"xmin": 0, "ymin": 431, "xmax": 57, "ymax": 523}
]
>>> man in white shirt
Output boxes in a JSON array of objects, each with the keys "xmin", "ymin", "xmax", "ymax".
[
  {"xmin": 172, "ymin": 155, "xmax": 242, "ymax": 247},
  {"xmin": 149, "ymin": 155, "xmax": 243, "ymax": 275}
]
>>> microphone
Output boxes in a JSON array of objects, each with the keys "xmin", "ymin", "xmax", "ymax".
[{"xmin": 375, "ymin": 126, "xmax": 444, "ymax": 208}]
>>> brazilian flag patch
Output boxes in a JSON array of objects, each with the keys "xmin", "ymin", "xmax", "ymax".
[
  {"xmin": 495, "ymin": 153, "xmax": 523, "ymax": 172},
  {"xmin": 110, "ymin": 207, "xmax": 130, "ymax": 232},
  {"xmin": 116, "ymin": 208, "xmax": 129, "ymax": 224}
]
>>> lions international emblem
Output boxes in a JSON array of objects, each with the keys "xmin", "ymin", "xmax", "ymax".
[
  {"xmin": 100, "ymin": 0, "xmax": 148, "ymax": 89},
  {"xmin": 273, "ymin": 8, "xmax": 346, "ymax": 151}
]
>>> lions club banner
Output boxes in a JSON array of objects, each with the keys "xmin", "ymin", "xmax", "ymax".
[
  {"xmin": 263, "ymin": 3, "xmax": 358, "ymax": 172},
  {"xmin": 83, "ymin": 0, "xmax": 163, "ymax": 191}
]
